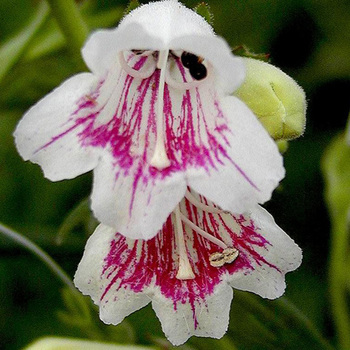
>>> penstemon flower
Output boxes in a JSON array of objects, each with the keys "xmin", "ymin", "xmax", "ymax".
[
  {"xmin": 14, "ymin": 0, "xmax": 285, "ymax": 240},
  {"xmin": 74, "ymin": 189, "xmax": 302, "ymax": 345}
]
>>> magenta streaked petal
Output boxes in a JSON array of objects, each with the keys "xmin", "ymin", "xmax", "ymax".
[
  {"xmin": 14, "ymin": 73, "xmax": 101, "ymax": 181},
  {"xmin": 15, "ymin": 20, "xmax": 283, "ymax": 238},
  {"xmin": 152, "ymin": 283, "xmax": 233, "ymax": 345},
  {"xmin": 188, "ymin": 95, "xmax": 285, "ymax": 214},
  {"xmin": 91, "ymin": 153, "xmax": 187, "ymax": 239},
  {"xmin": 74, "ymin": 225, "xmax": 151, "ymax": 325},
  {"xmin": 75, "ymin": 193, "xmax": 301, "ymax": 345},
  {"xmin": 34, "ymin": 53, "xmax": 265, "ymax": 238},
  {"xmin": 226, "ymin": 205, "xmax": 302, "ymax": 298}
]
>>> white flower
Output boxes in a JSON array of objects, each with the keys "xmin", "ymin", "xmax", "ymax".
[
  {"xmin": 14, "ymin": 0, "xmax": 284, "ymax": 240},
  {"xmin": 74, "ymin": 190, "xmax": 302, "ymax": 345}
]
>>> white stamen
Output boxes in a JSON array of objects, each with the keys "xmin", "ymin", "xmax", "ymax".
[
  {"xmin": 175, "ymin": 205, "xmax": 195, "ymax": 280},
  {"xmin": 150, "ymin": 49, "xmax": 171, "ymax": 169},
  {"xmin": 118, "ymin": 52, "xmax": 155, "ymax": 79},
  {"xmin": 185, "ymin": 190, "xmax": 229, "ymax": 214},
  {"xmin": 180, "ymin": 213, "xmax": 228, "ymax": 250}
]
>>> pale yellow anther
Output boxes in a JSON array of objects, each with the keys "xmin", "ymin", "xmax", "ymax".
[
  {"xmin": 222, "ymin": 247, "xmax": 239, "ymax": 264},
  {"xmin": 209, "ymin": 252, "xmax": 226, "ymax": 267},
  {"xmin": 209, "ymin": 247, "xmax": 239, "ymax": 267}
]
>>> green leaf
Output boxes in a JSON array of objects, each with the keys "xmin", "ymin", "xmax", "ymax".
[{"xmin": 0, "ymin": 1, "xmax": 49, "ymax": 83}]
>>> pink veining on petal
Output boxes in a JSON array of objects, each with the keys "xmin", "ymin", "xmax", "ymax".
[
  {"xmin": 35, "ymin": 53, "xmax": 258, "ymax": 213},
  {"xmin": 99, "ymin": 194, "xmax": 279, "ymax": 329}
]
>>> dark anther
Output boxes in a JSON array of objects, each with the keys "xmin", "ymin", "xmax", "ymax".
[
  {"xmin": 181, "ymin": 52, "xmax": 200, "ymax": 68},
  {"xmin": 189, "ymin": 63, "xmax": 207, "ymax": 80},
  {"xmin": 132, "ymin": 49, "xmax": 145, "ymax": 55}
]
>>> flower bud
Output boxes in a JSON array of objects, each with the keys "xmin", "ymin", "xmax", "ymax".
[{"xmin": 235, "ymin": 57, "xmax": 306, "ymax": 140}]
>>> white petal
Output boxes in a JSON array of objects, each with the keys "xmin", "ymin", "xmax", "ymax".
[
  {"xmin": 74, "ymin": 224, "xmax": 151, "ymax": 324},
  {"xmin": 14, "ymin": 73, "xmax": 100, "ymax": 181},
  {"xmin": 82, "ymin": 1, "xmax": 243, "ymax": 93},
  {"xmin": 227, "ymin": 206, "xmax": 302, "ymax": 299},
  {"xmin": 82, "ymin": 1, "xmax": 213, "ymax": 75},
  {"xmin": 91, "ymin": 154, "xmax": 186, "ymax": 239},
  {"xmin": 187, "ymin": 96, "xmax": 285, "ymax": 214},
  {"xmin": 82, "ymin": 26, "xmax": 161, "ymax": 76},
  {"xmin": 120, "ymin": 1, "xmax": 214, "ymax": 44},
  {"xmin": 152, "ymin": 282, "xmax": 233, "ymax": 346}
]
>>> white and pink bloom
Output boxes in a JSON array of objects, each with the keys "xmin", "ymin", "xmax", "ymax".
[
  {"xmin": 14, "ymin": 0, "xmax": 302, "ymax": 345},
  {"xmin": 74, "ymin": 190, "xmax": 302, "ymax": 345},
  {"xmin": 14, "ymin": 0, "xmax": 284, "ymax": 240}
]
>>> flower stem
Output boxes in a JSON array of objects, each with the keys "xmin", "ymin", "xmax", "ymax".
[
  {"xmin": 322, "ymin": 132, "xmax": 350, "ymax": 350},
  {"xmin": 0, "ymin": 222, "xmax": 76, "ymax": 294},
  {"xmin": 329, "ymin": 217, "xmax": 350, "ymax": 350},
  {"xmin": 46, "ymin": 0, "xmax": 89, "ymax": 59}
]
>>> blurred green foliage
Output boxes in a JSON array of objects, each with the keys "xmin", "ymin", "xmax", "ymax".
[
  {"xmin": 0, "ymin": 0, "xmax": 349, "ymax": 349},
  {"xmin": 322, "ymin": 131, "xmax": 350, "ymax": 349}
]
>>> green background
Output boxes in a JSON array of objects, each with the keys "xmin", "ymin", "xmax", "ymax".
[{"xmin": 0, "ymin": 0, "xmax": 349, "ymax": 349}]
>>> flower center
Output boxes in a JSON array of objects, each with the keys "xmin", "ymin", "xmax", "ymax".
[
  {"xmin": 117, "ymin": 49, "xmax": 212, "ymax": 170},
  {"xmin": 174, "ymin": 191, "xmax": 240, "ymax": 280}
]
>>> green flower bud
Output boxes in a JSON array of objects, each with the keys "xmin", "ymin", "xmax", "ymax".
[
  {"xmin": 23, "ymin": 337, "xmax": 155, "ymax": 350},
  {"xmin": 235, "ymin": 57, "xmax": 306, "ymax": 140}
]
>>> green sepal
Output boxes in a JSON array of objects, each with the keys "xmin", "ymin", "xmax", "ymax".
[
  {"xmin": 125, "ymin": 0, "xmax": 140, "ymax": 15},
  {"xmin": 194, "ymin": 2, "xmax": 214, "ymax": 25},
  {"xmin": 277, "ymin": 140, "xmax": 289, "ymax": 154},
  {"xmin": 233, "ymin": 45, "xmax": 270, "ymax": 62}
]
